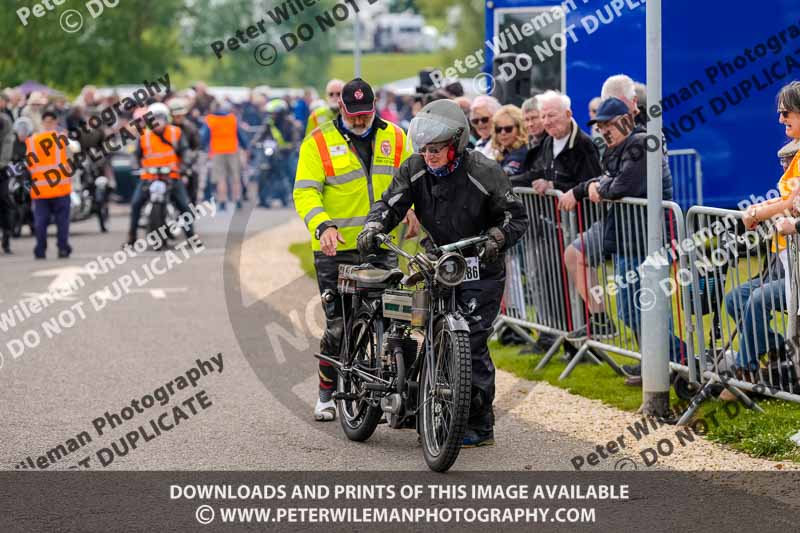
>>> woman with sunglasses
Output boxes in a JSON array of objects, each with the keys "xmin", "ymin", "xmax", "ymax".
[
  {"xmin": 469, "ymin": 95, "xmax": 502, "ymax": 158},
  {"xmin": 490, "ymin": 105, "xmax": 529, "ymax": 185},
  {"xmin": 722, "ymin": 82, "xmax": 800, "ymax": 393}
]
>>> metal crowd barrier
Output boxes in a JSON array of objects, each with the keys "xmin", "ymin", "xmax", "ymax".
[
  {"xmin": 667, "ymin": 149, "xmax": 703, "ymax": 212},
  {"xmin": 559, "ymin": 196, "xmax": 694, "ymax": 383},
  {"xmin": 675, "ymin": 206, "xmax": 800, "ymax": 422},
  {"xmin": 497, "ymin": 186, "xmax": 800, "ymax": 420},
  {"xmin": 496, "ymin": 188, "xmax": 595, "ymax": 368}
]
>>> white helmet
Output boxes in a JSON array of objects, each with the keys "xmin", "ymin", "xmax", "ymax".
[
  {"xmin": 167, "ymin": 98, "xmax": 190, "ymax": 116},
  {"xmin": 148, "ymin": 102, "xmax": 171, "ymax": 124},
  {"xmin": 12, "ymin": 117, "xmax": 34, "ymax": 139}
]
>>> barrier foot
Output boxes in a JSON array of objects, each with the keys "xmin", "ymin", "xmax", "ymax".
[
  {"xmin": 676, "ymin": 380, "xmax": 715, "ymax": 426},
  {"xmin": 534, "ymin": 335, "xmax": 565, "ymax": 371},
  {"xmin": 588, "ymin": 347, "xmax": 626, "ymax": 377},
  {"xmin": 559, "ymin": 343, "xmax": 589, "ymax": 381}
]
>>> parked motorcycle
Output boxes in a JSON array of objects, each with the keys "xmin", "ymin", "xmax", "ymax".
[
  {"xmin": 7, "ymin": 174, "xmax": 33, "ymax": 238},
  {"xmin": 316, "ymin": 233, "xmax": 489, "ymax": 472},
  {"xmin": 70, "ymin": 157, "xmax": 110, "ymax": 232}
]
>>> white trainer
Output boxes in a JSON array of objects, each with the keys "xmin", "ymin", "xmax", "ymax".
[{"xmin": 314, "ymin": 399, "xmax": 336, "ymax": 421}]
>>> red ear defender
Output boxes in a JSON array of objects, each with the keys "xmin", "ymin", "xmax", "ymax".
[{"xmin": 447, "ymin": 144, "xmax": 456, "ymax": 162}]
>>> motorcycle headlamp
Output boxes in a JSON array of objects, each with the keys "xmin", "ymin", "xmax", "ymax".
[{"xmin": 434, "ymin": 253, "xmax": 467, "ymax": 287}]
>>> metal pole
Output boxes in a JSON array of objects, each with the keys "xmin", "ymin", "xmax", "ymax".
[
  {"xmin": 354, "ymin": 15, "xmax": 362, "ymax": 78},
  {"xmin": 641, "ymin": 0, "xmax": 671, "ymax": 417}
]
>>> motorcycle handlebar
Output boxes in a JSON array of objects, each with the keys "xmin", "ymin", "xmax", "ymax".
[{"xmin": 375, "ymin": 233, "xmax": 491, "ymax": 259}]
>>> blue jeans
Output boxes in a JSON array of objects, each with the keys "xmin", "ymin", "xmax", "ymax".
[
  {"xmin": 33, "ymin": 195, "xmax": 71, "ymax": 257},
  {"xmin": 128, "ymin": 180, "xmax": 195, "ymax": 241},
  {"xmin": 615, "ymin": 255, "xmax": 687, "ymax": 364},
  {"xmin": 724, "ymin": 276, "xmax": 786, "ymax": 372}
]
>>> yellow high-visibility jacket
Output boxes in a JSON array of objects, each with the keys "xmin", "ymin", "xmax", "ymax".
[
  {"xmin": 294, "ymin": 119, "xmax": 411, "ymax": 251},
  {"xmin": 304, "ymin": 107, "xmax": 335, "ymax": 137}
]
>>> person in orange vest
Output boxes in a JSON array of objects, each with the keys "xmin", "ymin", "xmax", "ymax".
[
  {"xmin": 22, "ymin": 110, "xmax": 73, "ymax": 259},
  {"xmin": 127, "ymin": 102, "xmax": 199, "ymax": 246},
  {"xmin": 200, "ymin": 101, "xmax": 248, "ymax": 211}
]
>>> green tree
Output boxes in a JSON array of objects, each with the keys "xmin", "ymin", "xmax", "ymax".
[
  {"xmin": 0, "ymin": 0, "xmax": 184, "ymax": 94},
  {"xmin": 419, "ymin": 0, "xmax": 485, "ymax": 75},
  {"xmin": 181, "ymin": 0, "xmax": 337, "ymax": 89}
]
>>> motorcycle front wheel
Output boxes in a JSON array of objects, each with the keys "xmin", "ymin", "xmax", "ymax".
[
  {"xmin": 420, "ymin": 319, "xmax": 471, "ymax": 472},
  {"xmin": 147, "ymin": 202, "xmax": 167, "ymax": 248}
]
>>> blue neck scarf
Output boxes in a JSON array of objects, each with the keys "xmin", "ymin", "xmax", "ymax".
[{"xmin": 427, "ymin": 154, "xmax": 462, "ymax": 177}]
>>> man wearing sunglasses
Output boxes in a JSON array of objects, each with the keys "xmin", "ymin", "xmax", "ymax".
[
  {"xmin": 305, "ymin": 79, "xmax": 344, "ymax": 137},
  {"xmin": 358, "ymin": 99, "xmax": 528, "ymax": 448},
  {"xmin": 294, "ymin": 78, "xmax": 420, "ymax": 422}
]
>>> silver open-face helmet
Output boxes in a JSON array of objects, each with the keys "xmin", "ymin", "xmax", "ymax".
[{"xmin": 408, "ymin": 99, "xmax": 470, "ymax": 154}]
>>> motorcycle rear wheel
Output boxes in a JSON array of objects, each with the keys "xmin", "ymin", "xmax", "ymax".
[{"xmin": 337, "ymin": 310, "xmax": 383, "ymax": 442}]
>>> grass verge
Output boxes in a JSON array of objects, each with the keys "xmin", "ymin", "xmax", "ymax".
[{"xmin": 289, "ymin": 240, "xmax": 800, "ymax": 464}]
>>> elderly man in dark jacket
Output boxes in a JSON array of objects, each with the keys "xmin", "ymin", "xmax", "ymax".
[
  {"xmin": 516, "ymin": 91, "xmax": 602, "ymax": 354},
  {"xmin": 562, "ymin": 97, "xmax": 684, "ymax": 367}
]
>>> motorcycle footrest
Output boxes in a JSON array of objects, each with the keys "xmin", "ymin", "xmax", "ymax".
[
  {"xmin": 363, "ymin": 383, "xmax": 389, "ymax": 393},
  {"xmin": 333, "ymin": 392, "xmax": 360, "ymax": 401}
]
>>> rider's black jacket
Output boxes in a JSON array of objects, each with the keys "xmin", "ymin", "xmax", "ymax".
[{"xmin": 366, "ymin": 150, "xmax": 528, "ymax": 274}]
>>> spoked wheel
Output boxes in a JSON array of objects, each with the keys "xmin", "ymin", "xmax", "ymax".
[
  {"xmin": 420, "ymin": 319, "xmax": 471, "ymax": 472},
  {"xmin": 337, "ymin": 312, "xmax": 383, "ymax": 442}
]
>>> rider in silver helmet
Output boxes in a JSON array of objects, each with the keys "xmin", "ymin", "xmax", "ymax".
[{"xmin": 358, "ymin": 99, "xmax": 528, "ymax": 447}]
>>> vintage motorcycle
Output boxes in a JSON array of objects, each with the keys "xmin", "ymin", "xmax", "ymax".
[
  {"xmin": 315, "ymin": 232, "xmax": 488, "ymax": 472},
  {"xmin": 134, "ymin": 166, "xmax": 177, "ymax": 249},
  {"xmin": 70, "ymin": 157, "xmax": 110, "ymax": 232}
]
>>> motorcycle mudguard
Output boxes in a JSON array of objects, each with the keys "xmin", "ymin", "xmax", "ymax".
[{"xmin": 441, "ymin": 312, "xmax": 470, "ymax": 334}]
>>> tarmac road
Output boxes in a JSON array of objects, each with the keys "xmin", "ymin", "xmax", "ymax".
[{"xmin": 0, "ymin": 200, "xmax": 616, "ymax": 472}]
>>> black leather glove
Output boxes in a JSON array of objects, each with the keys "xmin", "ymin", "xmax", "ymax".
[
  {"xmin": 357, "ymin": 222, "xmax": 384, "ymax": 255},
  {"xmin": 481, "ymin": 227, "xmax": 506, "ymax": 262}
]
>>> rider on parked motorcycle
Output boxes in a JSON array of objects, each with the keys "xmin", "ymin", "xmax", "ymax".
[
  {"xmin": 358, "ymin": 99, "xmax": 528, "ymax": 448},
  {"xmin": 126, "ymin": 102, "xmax": 200, "ymax": 246}
]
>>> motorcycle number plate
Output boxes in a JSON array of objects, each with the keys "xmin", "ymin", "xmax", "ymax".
[
  {"xmin": 150, "ymin": 181, "xmax": 167, "ymax": 195},
  {"xmin": 464, "ymin": 257, "xmax": 480, "ymax": 282}
]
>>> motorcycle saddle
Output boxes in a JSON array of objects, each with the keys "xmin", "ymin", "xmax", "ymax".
[{"xmin": 338, "ymin": 265, "xmax": 404, "ymax": 288}]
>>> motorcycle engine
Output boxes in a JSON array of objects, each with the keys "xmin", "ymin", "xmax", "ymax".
[{"xmin": 381, "ymin": 332, "xmax": 419, "ymax": 429}]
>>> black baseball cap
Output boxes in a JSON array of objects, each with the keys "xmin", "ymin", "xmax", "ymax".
[{"xmin": 341, "ymin": 78, "xmax": 375, "ymax": 116}]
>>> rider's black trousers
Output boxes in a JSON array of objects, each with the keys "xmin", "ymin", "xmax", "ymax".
[{"xmin": 457, "ymin": 267, "xmax": 505, "ymax": 432}]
